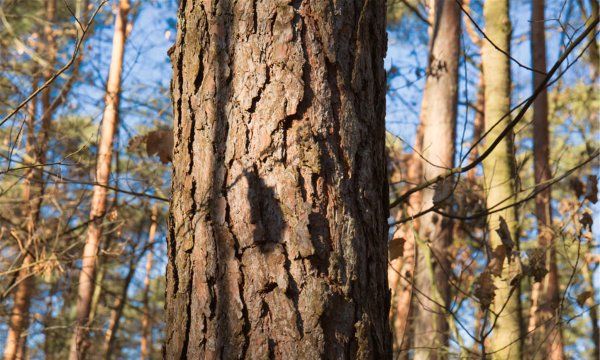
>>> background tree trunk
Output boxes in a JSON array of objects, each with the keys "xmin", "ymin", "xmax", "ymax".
[
  {"xmin": 389, "ymin": 144, "xmax": 422, "ymax": 359},
  {"xmin": 582, "ymin": 253, "xmax": 600, "ymax": 360},
  {"xmin": 103, "ymin": 256, "xmax": 138, "ymax": 358},
  {"xmin": 578, "ymin": 0, "xmax": 599, "ymax": 79},
  {"xmin": 4, "ymin": 0, "xmax": 57, "ymax": 357},
  {"xmin": 412, "ymin": 1, "xmax": 460, "ymax": 359},
  {"xmin": 467, "ymin": 72, "xmax": 484, "ymax": 182},
  {"xmin": 481, "ymin": 0, "xmax": 523, "ymax": 358},
  {"xmin": 140, "ymin": 205, "xmax": 157, "ymax": 360},
  {"xmin": 527, "ymin": 1, "xmax": 565, "ymax": 359},
  {"xmin": 69, "ymin": 1, "xmax": 130, "ymax": 358},
  {"xmin": 165, "ymin": 0, "xmax": 391, "ymax": 358},
  {"xmin": 3, "ymin": 90, "xmax": 38, "ymax": 360}
]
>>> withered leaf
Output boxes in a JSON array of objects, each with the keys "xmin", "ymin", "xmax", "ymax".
[
  {"xmin": 127, "ymin": 129, "xmax": 174, "ymax": 164},
  {"xmin": 474, "ymin": 270, "xmax": 496, "ymax": 310},
  {"xmin": 388, "ymin": 237, "xmax": 406, "ymax": 261},
  {"xmin": 580, "ymin": 212, "xmax": 593, "ymax": 231},
  {"xmin": 585, "ymin": 175, "xmax": 598, "ymax": 204},
  {"xmin": 495, "ymin": 216, "xmax": 514, "ymax": 255},
  {"xmin": 488, "ymin": 245, "xmax": 506, "ymax": 277},
  {"xmin": 524, "ymin": 248, "xmax": 548, "ymax": 283},
  {"xmin": 569, "ymin": 177, "xmax": 585, "ymax": 198},
  {"xmin": 145, "ymin": 130, "xmax": 174, "ymax": 164},
  {"xmin": 576, "ymin": 290, "xmax": 593, "ymax": 306}
]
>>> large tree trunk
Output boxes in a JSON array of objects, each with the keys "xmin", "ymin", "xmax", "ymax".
[
  {"xmin": 165, "ymin": 1, "xmax": 390, "ymax": 358},
  {"xmin": 481, "ymin": 0, "xmax": 523, "ymax": 358},
  {"xmin": 412, "ymin": 1, "xmax": 460, "ymax": 359},
  {"xmin": 527, "ymin": 1, "xmax": 565, "ymax": 359},
  {"xmin": 69, "ymin": 1, "xmax": 130, "ymax": 358},
  {"xmin": 3, "ymin": 1, "xmax": 57, "ymax": 358},
  {"xmin": 140, "ymin": 205, "xmax": 157, "ymax": 360}
]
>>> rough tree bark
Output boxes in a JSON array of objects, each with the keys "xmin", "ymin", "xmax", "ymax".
[
  {"xmin": 165, "ymin": 0, "xmax": 391, "ymax": 358},
  {"xmin": 140, "ymin": 205, "xmax": 157, "ymax": 360},
  {"xmin": 481, "ymin": 0, "xmax": 523, "ymax": 358},
  {"xmin": 527, "ymin": 1, "xmax": 565, "ymax": 359},
  {"xmin": 4, "ymin": 1, "xmax": 56, "ymax": 358},
  {"xmin": 69, "ymin": 1, "xmax": 130, "ymax": 358},
  {"xmin": 412, "ymin": 1, "xmax": 460, "ymax": 359}
]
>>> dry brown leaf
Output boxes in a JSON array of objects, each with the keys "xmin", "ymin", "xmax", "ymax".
[
  {"xmin": 127, "ymin": 129, "xmax": 174, "ymax": 164},
  {"xmin": 524, "ymin": 248, "xmax": 548, "ymax": 283},
  {"xmin": 580, "ymin": 212, "xmax": 593, "ymax": 231},
  {"xmin": 569, "ymin": 177, "xmax": 585, "ymax": 198},
  {"xmin": 388, "ymin": 237, "xmax": 406, "ymax": 261},
  {"xmin": 146, "ymin": 129, "xmax": 174, "ymax": 164},
  {"xmin": 488, "ymin": 245, "xmax": 506, "ymax": 277},
  {"xmin": 474, "ymin": 270, "xmax": 496, "ymax": 310},
  {"xmin": 576, "ymin": 290, "xmax": 593, "ymax": 306},
  {"xmin": 495, "ymin": 216, "xmax": 514, "ymax": 255}
]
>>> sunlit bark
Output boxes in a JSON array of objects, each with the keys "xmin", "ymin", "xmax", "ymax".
[
  {"xmin": 165, "ymin": 1, "xmax": 391, "ymax": 357},
  {"xmin": 412, "ymin": 1, "xmax": 461, "ymax": 358},
  {"xmin": 68, "ymin": 1, "xmax": 131, "ymax": 358},
  {"xmin": 481, "ymin": 0, "xmax": 523, "ymax": 358}
]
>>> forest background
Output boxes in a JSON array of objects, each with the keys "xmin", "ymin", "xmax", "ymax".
[{"xmin": 0, "ymin": 0, "xmax": 598, "ymax": 359}]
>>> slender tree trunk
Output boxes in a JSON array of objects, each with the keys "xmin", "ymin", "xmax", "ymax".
[
  {"xmin": 527, "ymin": 2, "xmax": 565, "ymax": 359},
  {"xmin": 140, "ymin": 205, "xmax": 157, "ymax": 360},
  {"xmin": 4, "ymin": 1, "xmax": 57, "ymax": 358},
  {"xmin": 89, "ymin": 209, "xmax": 120, "ymax": 326},
  {"xmin": 467, "ymin": 72, "xmax": 484, "ymax": 182},
  {"xmin": 578, "ymin": 0, "xmax": 599, "ymax": 79},
  {"xmin": 582, "ymin": 254, "xmax": 600, "ymax": 360},
  {"xmin": 3, "ymin": 256, "xmax": 34, "ymax": 360},
  {"xmin": 412, "ymin": 1, "xmax": 460, "ymax": 359},
  {"xmin": 389, "ymin": 142, "xmax": 422, "ymax": 359},
  {"xmin": 103, "ymin": 257, "xmax": 137, "ymax": 358},
  {"xmin": 165, "ymin": 1, "xmax": 390, "ymax": 358},
  {"xmin": 69, "ymin": 1, "xmax": 130, "ymax": 358},
  {"xmin": 589, "ymin": 0, "xmax": 599, "ymax": 79},
  {"xmin": 42, "ymin": 279, "xmax": 59, "ymax": 358},
  {"xmin": 88, "ymin": 263, "xmax": 106, "ymax": 324},
  {"xmin": 4, "ymin": 93, "xmax": 37, "ymax": 360},
  {"xmin": 481, "ymin": 0, "xmax": 523, "ymax": 358}
]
